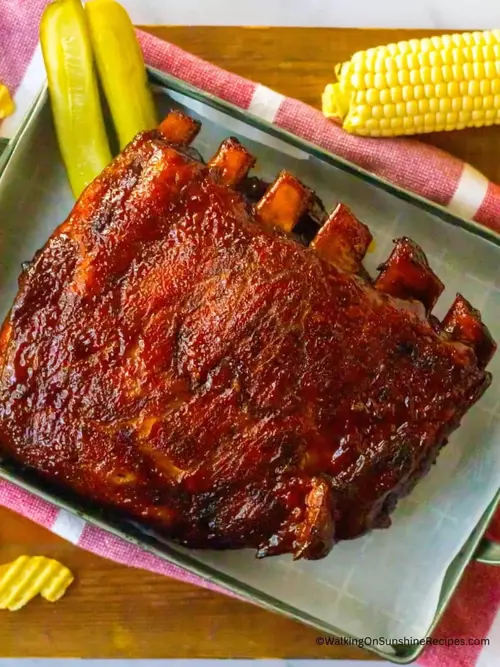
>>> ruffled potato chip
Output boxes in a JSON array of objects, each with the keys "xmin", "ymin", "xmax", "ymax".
[{"xmin": 0, "ymin": 555, "xmax": 74, "ymax": 611}]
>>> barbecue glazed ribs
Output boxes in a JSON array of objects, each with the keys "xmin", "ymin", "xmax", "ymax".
[{"xmin": 0, "ymin": 110, "xmax": 496, "ymax": 560}]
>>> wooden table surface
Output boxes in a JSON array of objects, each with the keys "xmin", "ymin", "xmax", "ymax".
[{"xmin": 2, "ymin": 26, "xmax": 498, "ymax": 660}]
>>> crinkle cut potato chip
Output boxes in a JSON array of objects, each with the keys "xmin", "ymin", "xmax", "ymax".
[{"xmin": 0, "ymin": 555, "xmax": 74, "ymax": 611}]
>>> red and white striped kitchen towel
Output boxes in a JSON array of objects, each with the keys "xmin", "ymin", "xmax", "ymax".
[{"xmin": 1, "ymin": 2, "xmax": 500, "ymax": 666}]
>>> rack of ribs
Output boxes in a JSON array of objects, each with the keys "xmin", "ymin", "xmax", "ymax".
[{"xmin": 0, "ymin": 110, "xmax": 496, "ymax": 560}]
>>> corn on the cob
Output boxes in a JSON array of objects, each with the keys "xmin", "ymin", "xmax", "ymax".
[
  {"xmin": 322, "ymin": 30, "xmax": 500, "ymax": 137},
  {"xmin": 85, "ymin": 0, "xmax": 158, "ymax": 150},
  {"xmin": 40, "ymin": 0, "xmax": 112, "ymax": 198}
]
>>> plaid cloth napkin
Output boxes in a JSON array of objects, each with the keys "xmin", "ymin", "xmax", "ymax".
[{"xmin": 1, "ymin": 2, "xmax": 500, "ymax": 666}]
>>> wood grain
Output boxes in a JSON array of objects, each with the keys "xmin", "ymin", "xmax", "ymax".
[
  {"xmin": 0, "ymin": 507, "xmax": 370, "ymax": 658},
  {"xmin": 142, "ymin": 26, "xmax": 500, "ymax": 185},
  {"xmin": 3, "ymin": 25, "xmax": 497, "ymax": 660}
]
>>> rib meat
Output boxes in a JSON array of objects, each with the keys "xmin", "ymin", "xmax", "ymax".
[{"xmin": 0, "ymin": 112, "xmax": 495, "ymax": 559}]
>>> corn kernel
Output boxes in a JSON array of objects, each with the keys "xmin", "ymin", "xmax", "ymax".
[
  {"xmin": 459, "ymin": 81, "xmax": 469, "ymax": 95},
  {"xmin": 379, "ymin": 118, "xmax": 390, "ymax": 129},
  {"xmin": 390, "ymin": 117, "xmax": 403, "ymax": 128},
  {"xmin": 463, "ymin": 61, "xmax": 474, "ymax": 79},
  {"xmin": 380, "ymin": 89, "xmax": 392, "ymax": 104},
  {"xmin": 441, "ymin": 49, "xmax": 454, "ymax": 65},
  {"xmin": 387, "ymin": 43, "xmax": 399, "ymax": 56},
  {"xmin": 462, "ymin": 33, "xmax": 473, "ymax": 46},
  {"xmin": 420, "ymin": 38, "xmax": 433, "ymax": 52},
  {"xmin": 406, "ymin": 100, "xmax": 418, "ymax": 116},
  {"xmin": 471, "ymin": 45, "xmax": 484, "ymax": 62},
  {"xmin": 435, "ymin": 112, "xmax": 447, "ymax": 125},
  {"xmin": 413, "ymin": 114, "xmax": 424, "ymax": 129},
  {"xmin": 439, "ymin": 97, "xmax": 451, "ymax": 112},
  {"xmin": 422, "ymin": 83, "xmax": 432, "ymax": 98},
  {"xmin": 483, "ymin": 45, "xmax": 495, "ymax": 61},
  {"xmin": 473, "ymin": 96, "xmax": 483, "ymax": 110},
  {"xmin": 386, "ymin": 71, "xmax": 399, "ymax": 87},
  {"xmin": 451, "ymin": 97, "xmax": 462, "ymax": 111},
  {"xmin": 372, "ymin": 105, "xmax": 384, "ymax": 119},
  {"xmin": 385, "ymin": 57, "xmax": 397, "ymax": 72},
  {"xmin": 409, "ymin": 39, "xmax": 421, "ymax": 52},
  {"xmin": 452, "ymin": 48, "xmax": 465, "ymax": 65},
  {"xmin": 365, "ymin": 119, "xmax": 379, "ymax": 131},
  {"xmin": 441, "ymin": 65, "xmax": 453, "ymax": 81},
  {"xmin": 447, "ymin": 111, "xmax": 459, "ymax": 125},
  {"xmin": 395, "ymin": 54, "xmax": 406, "ymax": 71},
  {"xmin": 473, "ymin": 62, "xmax": 485, "ymax": 80},
  {"xmin": 418, "ymin": 51, "xmax": 430, "ymax": 67},
  {"xmin": 359, "ymin": 104, "xmax": 373, "ymax": 119},
  {"xmin": 435, "ymin": 82, "xmax": 448, "ymax": 97},
  {"xmin": 421, "ymin": 67, "xmax": 432, "ymax": 83},
  {"xmin": 383, "ymin": 103, "xmax": 396, "ymax": 118},
  {"xmin": 352, "ymin": 73, "xmax": 365, "ymax": 90},
  {"xmin": 431, "ymin": 36, "xmax": 443, "ymax": 50},
  {"xmin": 472, "ymin": 109, "xmax": 485, "ymax": 121},
  {"xmin": 492, "ymin": 80, "xmax": 500, "ymax": 94},
  {"xmin": 403, "ymin": 116, "xmax": 414, "ymax": 129},
  {"xmin": 402, "ymin": 85, "xmax": 414, "ymax": 101},
  {"xmin": 414, "ymin": 85, "xmax": 425, "ymax": 100},
  {"xmin": 458, "ymin": 110, "xmax": 471, "ymax": 122},
  {"xmin": 463, "ymin": 95, "xmax": 474, "ymax": 111},
  {"xmin": 431, "ymin": 67, "xmax": 443, "ymax": 83},
  {"xmin": 485, "ymin": 62, "xmax": 497, "ymax": 79},
  {"xmin": 494, "ymin": 94, "xmax": 500, "ymax": 109},
  {"xmin": 424, "ymin": 113, "xmax": 435, "ymax": 125},
  {"xmin": 407, "ymin": 53, "xmax": 419, "ymax": 69},
  {"xmin": 390, "ymin": 87, "xmax": 402, "ymax": 102},
  {"xmin": 418, "ymin": 98, "xmax": 429, "ymax": 113},
  {"xmin": 396, "ymin": 102, "xmax": 407, "ymax": 116},
  {"xmin": 448, "ymin": 81, "xmax": 461, "ymax": 99},
  {"xmin": 410, "ymin": 69, "xmax": 421, "ymax": 85},
  {"xmin": 429, "ymin": 50, "xmax": 442, "ymax": 66},
  {"xmin": 472, "ymin": 31, "xmax": 484, "ymax": 45},
  {"xmin": 485, "ymin": 108, "xmax": 498, "ymax": 120},
  {"xmin": 366, "ymin": 88, "xmax": 379, "ymax": 104},
  {"xmin": 429, "ymin": 98, "xmax": 440, "ymax": 112},
  {"xmin": 468, "ymin": 79, "xmax": 480, "ymax": 96},
  {"xmin": 441, "ymin": 35, "xmax": 453, "ymax": 49},
  {"xmin": 397, "ymin": 69, "xmax": 410, "ymax": 85},
  {"xmin": 480, "ymin": 79, "xmax": 492, "ymax": 97},
  {"xmin": 364, "ymin": 72, "xmax": 374, "ymax": 88},
  {"xmin": 374, "ymin": 73, "xmax": 386, "ymax": 89}
]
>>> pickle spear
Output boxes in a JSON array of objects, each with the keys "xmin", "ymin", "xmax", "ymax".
[
  {"xmin": 85, "ymin": 0, "xmax": 158, "ymax": 150},
  {"xmin": 40, "ymin": 0, "xmax": 112, "ymax": 198}
]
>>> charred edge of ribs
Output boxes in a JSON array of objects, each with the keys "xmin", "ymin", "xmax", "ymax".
[
  {"xmin": 158, "ymin": 110, "xmax": 202, "ymax": 145},
  {"xmin": 310, "ymin": 203, "xmax": 373, "ymax": 274},
  {"xmin": 208, "ymin": 137, "xmax": 256, "ymax": 187},
  {"xmin": 442, "ymin": 294, "xmax": 497, "ymax": 368},
  {"xmin": 375, "ymin": 237, "xmax": 445, "ymax": 312},
  {"xmin": 254, "ymin": 170, "xmax": 313, "ymax": 233},
  {"xmin": 240, "ymin": 176, "xmax": 326, "ymax": 243}
]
